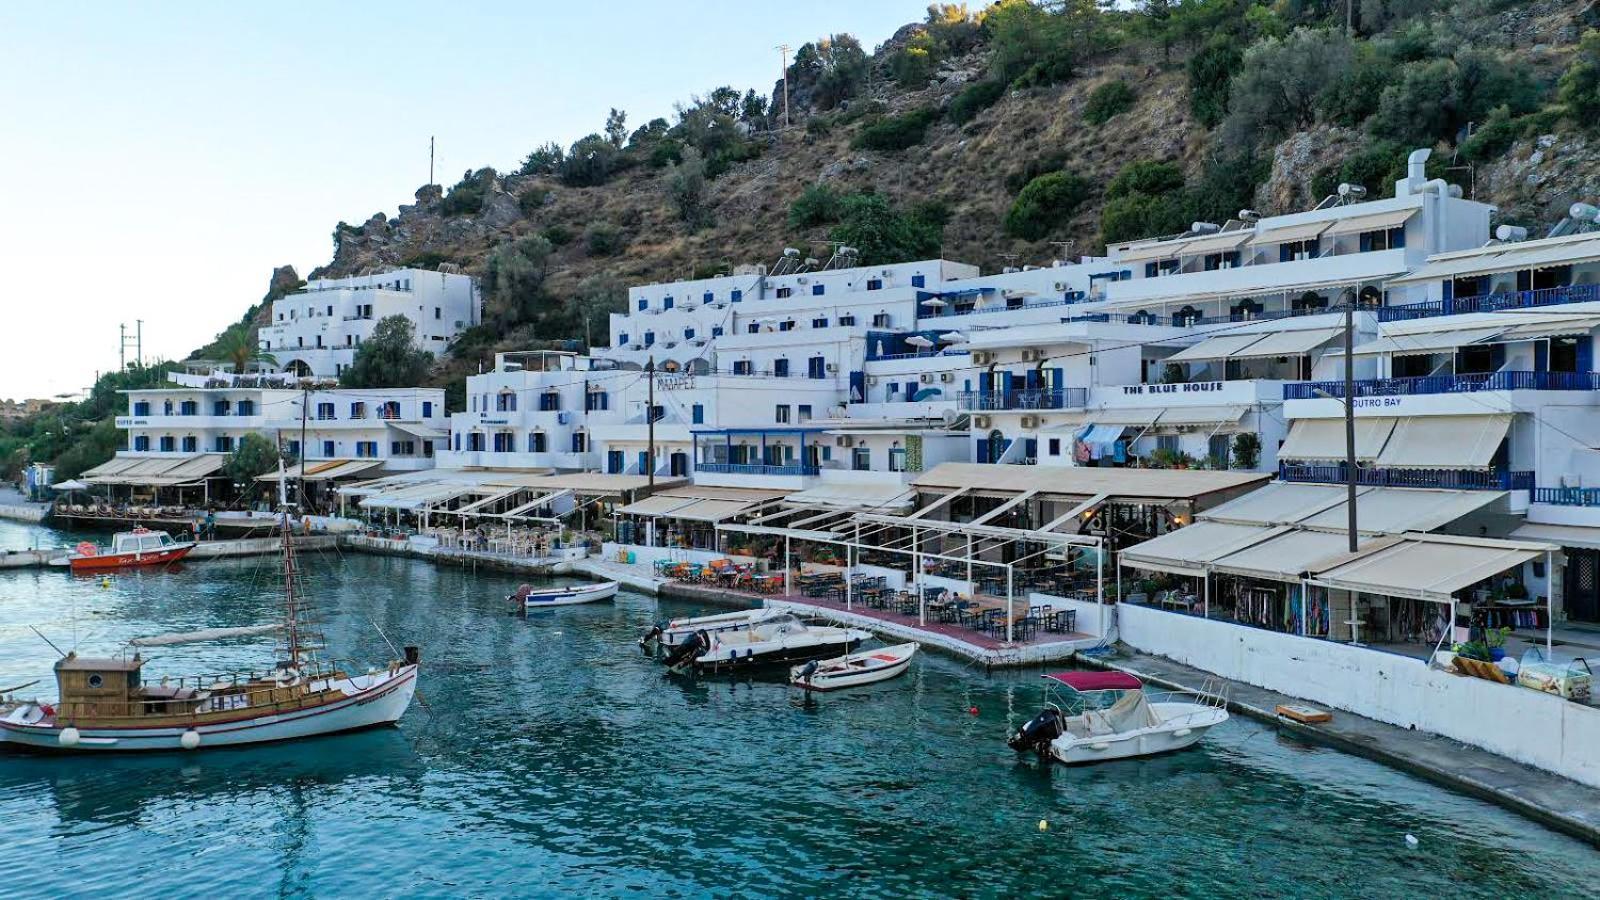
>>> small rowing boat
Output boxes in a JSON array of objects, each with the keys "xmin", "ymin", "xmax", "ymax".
[
  {"xmin": 790, "ymin": 643, "xmax": 918, "ymax": 691},
  {"xmin": 511, "ymin": 581, "xmax": 618, "ymax": 608}
]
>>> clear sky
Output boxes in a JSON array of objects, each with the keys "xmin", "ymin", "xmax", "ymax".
[{"xmin": 0, "ymin": 1, "xmax": 929, "ymax": 400}]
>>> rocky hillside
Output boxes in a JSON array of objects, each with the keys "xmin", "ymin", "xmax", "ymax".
[{"xmin": 268, "ymin": 1, "xmax": 1600, "ymax": 386}]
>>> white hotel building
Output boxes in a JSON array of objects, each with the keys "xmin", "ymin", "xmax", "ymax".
[{"xmin": 258, "ymin": 268, "xmax": 480, "ymax": 378}]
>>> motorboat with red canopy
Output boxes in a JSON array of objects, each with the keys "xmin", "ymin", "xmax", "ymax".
[{"xmin": 1008, "ymin": 669, "xmax": 1228, "ymax": 764}]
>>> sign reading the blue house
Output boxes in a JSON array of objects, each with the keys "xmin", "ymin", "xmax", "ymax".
[{"xmin": 1119, "ymin": 381, "xmax": 1225, "ymax": 395}]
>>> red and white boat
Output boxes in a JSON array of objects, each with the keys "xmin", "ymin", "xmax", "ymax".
[{"xmin": 66, "ymin": 527, "xmax": 195, "ymax": 572}]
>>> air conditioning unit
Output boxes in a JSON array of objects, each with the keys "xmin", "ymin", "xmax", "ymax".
[
  {"xmin": 1021, "ymin": 348, "xmax": 1041, "ymax": 362},
  {"xmin": 836, "ymin": 435, "xmax": 854, "ymax": 447},
  {"xmin": 1020, "ymin": 415, "xmax": 1040, "ymax": 430},
  {"xmin": 1054, "ymin": 281, "xmax": 1068, "ymax": 292},
  {"xmin": 972, "ymin": 351, "xmax": 993, "ymax": 366},
  {"xmin": 973, "ymin": 416, "xmax": 991, "ymax": 430},
  {"xmin": 867, "ymin": 376, "xmax": 879, "ymax": 386},
  {"xmin": 797, "ymin": 276, "xmax": 809, "ymax": 284},
  {"xmin": 826, "ymin": 363, "xmax": 838, "ymax": 373},
  {"xmin": 940, "ymin": 372, "xmax": 954, "ymax": 383},
  {"xmin": 881, "ymin": 269, "xmax": 894, "ymax": 277},
  {"xmin": 920, "ymin": 373, "xmax": 934, "ymax": 384}
]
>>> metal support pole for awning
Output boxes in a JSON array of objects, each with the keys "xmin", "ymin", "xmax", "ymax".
[
  {"xmin": 784, "ymin": 534, "xmax": 792, "ymax": 596},
  {"xmin": 1096, "ymin": 539, "xmax": 1105, "ymax": 638},
  {"xmin": 1546, "ymin": 549, "xmax": 1555, "ymax": 655},
  {"xmin": 1006, "ymin": 564, "xmax": 1015, "ymax": 644}
]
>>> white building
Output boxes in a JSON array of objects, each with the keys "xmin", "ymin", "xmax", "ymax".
[
  {"xmin": 258, "ymin": 268, "xmax": 480, "ymax": 378},
  {"xmin": 91, "ymin": 378, "xmax": 449, "ymax": 500}
]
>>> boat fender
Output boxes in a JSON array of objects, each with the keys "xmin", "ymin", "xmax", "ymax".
[
  {"xmin": 40, "ymin": 703, "xmax": 54, "ymax": 717},
  {"xmin": 1173, "ymin": 728, "xmax": 1192, "ymax": 738},
  {"xmin": 1089, "ymin": 742, "xmax": 1111, "ymax": 751},
  {"xmin": 58, "ymin": 727, "xmax": 80, "ymax": 748},
  {"xmin": 180, "ymin": 729, "xmax": 201, "ymax": 750}
]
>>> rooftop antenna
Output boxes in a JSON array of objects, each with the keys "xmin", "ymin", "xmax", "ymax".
[{"xmin": 1049, "ymin": 240, "xmax": 1074, "ymax": 263}]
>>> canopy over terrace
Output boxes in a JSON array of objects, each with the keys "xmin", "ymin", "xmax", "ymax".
[
  {"xmin": 340, "ymin": 469, "xmax": 670, "ymax": 526},
  {"xmin": 80, "ymin": 454, "xmax": 230, "ymax": 503},
  {"xmin": 615, "ymin": 485, "xmax": 788, "ymax": 550},
  {"xmin": 716, "ymin": 502, "xmax": 1108, "ymax": 644},
  {"xmin": 906, "ymin": 462, "xmax": 1272, "ymax": 549}
]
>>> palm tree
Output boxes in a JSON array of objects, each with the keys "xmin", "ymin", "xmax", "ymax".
[{"xmin": 213, "ymin": 327, "xmax": 277, "ymax": 374}]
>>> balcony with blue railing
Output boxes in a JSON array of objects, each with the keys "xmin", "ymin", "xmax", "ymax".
[
  {"xmin": 1283, "ymin": 370, "xmax": 1600, "ymax": 400},
  {"xmin": 1379, "ymin": 284, "xmax": 1600, "ymax": 322},
  {"xmin": 1278, "ymin": 462, "xmax": 1534, "ymax": 492},
  {"xmin": 694, "ymin": 462, "xmax": 820, "ymax": 477},
  {"xmin": 957, "ymin": 387, "xmax": 1088, "ymax": 411},
  {"xmin": 1062, "ymin": 304, "xmax": 1356, "ymax": 329},
  {"xmin": 1533, "ymin": 486, "xmax": 1600, "ymax": 507}
]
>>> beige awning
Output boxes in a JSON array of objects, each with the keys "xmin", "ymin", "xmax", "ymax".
[
  {"xmin": 1374, "ymin": 414, "xmax": 1512, "ymax": 471},
  {"xmin": 911, "ymin": 462, "xmax": 1270, "ymax": 502},
  {"xmin": 1311, "ymin": 533, "xmax": 1553, "ymax": 602},
  {"xmin": 1199, "ymin": 482, "xmax": 1357, "ymax": 526},
  {"xmin": 1349, "ymin": 326, "xmax": 1506, "ymax": 356},
  {"xmin": 1247, "ymin": 220, "xmax": 1331, "ymax": 246},
  {"xmin": 1177, "ymin": 230, "xmax": 1253, "ymax": 256},
  {"xmin": 1299, "ymin": 487, "xmax": 1508, "ymax": 534},
  {"xmin": 1152, "ymin": 405, "xmax": 1249, "ymax": 428},
  {"xmin": 1494, "ymin": 316, "xmax": 1600, "ymax": 341},
  {"xmin": 1119, "ymin": 522, "xmax": 1287, "ymax": 577},
  {"xmin": 1167, "ymin": 333, "xmax": 1270, "ymax": 363},
  {"xmin": 1511, "ymin": 522, "xmax": 1600, "ymax": 550},
  {"xmin": 1387, "ymin": 233, "xmax": 1600, "ymax": 286},
  {"xmin": 1278, "ymin": 417, "xmax": 1397, "ymax": 463},
  {"xmin": 84, "ymin": 454, "xmax": 227, "ymax": 486},
  {"xmin": 257, "ymin": 459, "xmax": 384, "ymax": 482},
  {"xmin": 668, "ymin": 498, "xmax": 764, "ymax": 523},
  {"xmin": 1322, "ymin": 208, "xmax": 1417, "ymax": 237},
  {"xmin": 783, "ymin": 482, "xmax": 914, "ymax": 511},
  {"xmin": 1210, "ymin": 528, "xmax": 1363, "ymax": 582},
  {"xmin": 388, "ymin": 422, "xmax": 448, "ymax": 440},
  {"xmin": 615, "ymin": 494, "xmax": 701, "ymax": 517},
  {"xmin": 1083, "ymin": 408, "xmax": 1165, "ymax": 427},
  {"xmin": 1115, "ymin": 239, "xmax": 1189, "ymax": 263},
  {"xmin": 1230, "ymin": 327, "xmax": 1344, "ymax": 359}
]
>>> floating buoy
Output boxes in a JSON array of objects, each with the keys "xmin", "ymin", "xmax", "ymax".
[
  {"xmin": 968, "ymin": 706, "xmax": 979, "ymax": 716},
  {"xmin": 100, "ymin": 577, "xmax": 111, "ymax": 589},
  {"xmin": 58, "ymin": 727, "xmax": 80, "ymax": 747},
  {"xmin": 1405, "ymin": 833, "xmax": 1419, "ymax": 848},
  {"xmin": 1038, "ymin": 819, "xmax": 1049, "ymax": 832},
  {"xmin": 180, "ymin": 729, "xmax": 201, "ymax": 750}
]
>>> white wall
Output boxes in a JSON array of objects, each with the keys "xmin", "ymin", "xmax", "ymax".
[{"xmin": 1118, "ymin": 603, "xmax": 1600, "ymax": 787}]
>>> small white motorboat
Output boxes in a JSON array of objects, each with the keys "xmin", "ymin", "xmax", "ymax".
[
  {"xmin": 511, "ymin": 581, "xmax": 618, "ymax": 608},
  {"xmin": 1007, "ymin": 671, "xmax": 1228, "ymax": 765},
  {"xmin": 671, "ymin": 614, "xmax": 871, "ymax": 673},
  {"xmin": 640, "ymin": 606, "xmax": 785, "ymax": 648},
  {"xmin": 790, "ymin": 643, "xmax": 918, "ymax": 691}
]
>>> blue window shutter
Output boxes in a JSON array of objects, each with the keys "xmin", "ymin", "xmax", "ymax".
[
  {"xmin": 731, "ymin": 289, "xmax": 742, "ymax": 303},
  {"xmin": 1535, "ymin": 341, "xmax": 1548, "ymax": 373},
  {"xmin": 1579, "ymin": 338, "xmax": 1594, "ymax": 373},
  {"xmin": 692, "ymin": 404, "xmax": 704, "ymax": 424},
  {"xmin": 1359, "ymin": 232, "xmax": 1371, "ymax": 253},
  {"xmin": 1279, "ymin": 244, "xmax": 1292, "ymax": 263},
  {"xmin": 1145, "ymin": 262, "xmax": 1157, "ymax": 278},
  {"xmin": 912, "ymin": 274, "xmax": 926, "ymax": 288},
  {"xmin": 1391, "ymin": 227, "xmax": 1405, "ymax": 248},
  {"xmin": 812, "ymin": 284, "xmax": 824, "ymax": 296}
]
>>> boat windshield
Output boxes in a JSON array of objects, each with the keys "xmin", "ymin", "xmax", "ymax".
[{"xmin": 1055, "ymin": 688, "xmax": 1136, "ymax": 716}]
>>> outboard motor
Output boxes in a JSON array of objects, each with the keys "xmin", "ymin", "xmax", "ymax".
[
  {"xmin": 795, "ymin": 660, "xmax": 820, "ymax": 684},
  {"xmin": 664, "ymin": 630, "xmax": 707, "ymax": 670},
  {"xmin": 1007, "ymin": 707, "xmax": 1064, "ymax": 755},
  {"xmin": 638, "ymin": 622, "xmax": 665, "ymax": 648}
]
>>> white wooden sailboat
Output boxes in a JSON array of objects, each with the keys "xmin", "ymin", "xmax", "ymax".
[
  {"xmin": 0, "ymin": 458, "xmax": 418, "ymax": 753},
  {"xmin": 790, "ymin": 643, "xmax": 918, "ymax": 691},
  {"xmin": 511, "ymin": 580, "xmax": 618, "ymax": 608}
]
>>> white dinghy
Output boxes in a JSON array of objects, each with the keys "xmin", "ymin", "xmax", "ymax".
[
  {"xmin": 790, "ymin": 643, "xmax": 918, "ymax": 691},
  {"xmin": 511, "ymin": 581, "xmax": 618, "ymax": 608},
  {"xmin": 1007, "ymin": 671, "xmax": 1228, "ymax": 765}
]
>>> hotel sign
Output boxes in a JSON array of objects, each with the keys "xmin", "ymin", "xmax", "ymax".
[
  {"xmin": 656, "ymin": 375, "xmax": 696, "ymax": 391},
  {"xmin": 1119, "ymin": 381, "xmax": 1225, "ymax": 395}
]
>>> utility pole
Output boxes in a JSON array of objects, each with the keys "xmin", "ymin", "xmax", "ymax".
[
  {"xmin": 136, "ymin": 319, "xmax": 143, "ymax": 368},
  {"xmin": 646, "ymin": 356, "xmax": 656, "ymax": 488},
  {"xmin": 429, "ymin": 136, "xmax": 435, "ymax": 186},
  {"xmin": 1343, "ymin": 288, "xmax": 1358, "ymax": 553},
  {"xmin": 777, "ymin": 44, "xmax": 791, "ymax": 128},
  {"xmin": 119, "ymin": 323, "xmax": 126, "ymax": 372}
]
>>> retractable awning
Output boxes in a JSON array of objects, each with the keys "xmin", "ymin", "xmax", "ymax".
[
  {"xmin": 1494, "ymin": 316, "xmax": 1600, "ymax": 341},
  {"xmin": 257, "ymin": 459, "xmax": 384, "ymax": 482},
  {"xmin": 1298, "ymin": 487, "xmax": 1507, "ymax": 534},
  {"xmin": 1230, "ymin": 327, "xmax": 1344, "ymax": 359},
  {"xmin": 1246, "ymin": 220, "xmax": 1330, "ymax": 246},
  {"xmin": 1083, "ymin": 408, "xmax": 1165, "ymax": 427},
  {"xmin": 84, "ymin": 454, "xmax": 227, "ymax": 486},
  {"xmin": 387, "ymin": 422, "xmax": 448, "ymax": 440},
  {"xmin": 1310, "ymin": 533, "xmax": 1554, "ymax": 602},
  {"xmin": 1198, "ymin": 481, "xmax": 1358, "ymax": 526},
  {"xmin": 1209, "ymin": 528, "xmax": 1361, "ymax": 582},
  {"xmin": 783, "ymin": 482, "xmax": 914, "ymax": 511},
  {"xmin": 1119, "ymin": 522, "xmax": 1286, "ymax": 577},
  {"xmin": 1115, "ymin": 240, "xmax": 1189, "ymax": 263},
  {"xmin": 1278, "ymin": 417, "xmax": 1397, "ymax": 463},
  {"xmin": 1322, "ymin": 208, "xmax": 1417, "ymax": 237},
  {"xmin": 1349, "ymin": 326, "xmax": 1505, "ymax": 356},
  {"xmin": 1177, "ymin": 230, "xmax": 1253, "ymax": 256},
  {"xmin": 615, "ymin": 494, "xmax": 701, "ymax": 517},
  {"xmin": 1166, "ymin": 333, "xmax": 1269, "ymax": 363},
  {"xmin": 1387, "ymin": 234, "xmax": 1600, "ymax": 286},
  {"xmin": 1511, "ymin": 522, "xmax": 1600, "ymax": 550},
  {"xmin": 1374, "ymin": 414, "xmax": 1512, "ymax": 470},
  {"xmin": 1151, "ymin": 405, "xmax": 1249, "ymax": 428},
  {"xmin": 668, "ymin": 498, "xmax": 764, "ymax": 523}
]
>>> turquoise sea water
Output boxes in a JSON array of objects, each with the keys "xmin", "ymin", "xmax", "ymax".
[{"xmin": 1, "ymin": 522, "xmax": 1598, "ymax": 898}]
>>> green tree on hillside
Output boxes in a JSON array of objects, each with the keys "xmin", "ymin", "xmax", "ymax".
[
  {"xmin": 829, "ymin": 193, "xmax": 944, "ymax": 266},
  {"xmin": 340, "ymin": 316, "xmax": 433, "ymax": 388},
  {"xmin": 482, "ymin": 235, "xmax": 554, "ymax": 329},
  {"xmin": 226, "ymin": 432, "xmax": 283, "ymax": 487},
  {"xmin": 1559, "ymin": 30, "xmax": 1600, "ymax": 125},
  {"xmin": 211, "ymin": 325, "xmax": 277, "ymax": 374}
]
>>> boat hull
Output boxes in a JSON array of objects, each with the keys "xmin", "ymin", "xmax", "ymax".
[
  {"xmin": 0, "ymin": 667, "xmax": 417, "ymax": 753},
  {"xmin": 519, "ymin": 581, "xmax": 618, "ymax": 607},
  {"xmin": 695, "ymin": 635, "xmax": 866, "ymax": 673},
  {"xmin": 1046, "ymin": 702, "xmax": 1227, "ymax": 765},
  {"xmin": 68, "ymin": 543, "xmax": 195, "ymax": 572},
  {"xmin": 654, "ymin": 608, "xmax": 778, "ymax": 647},
  {"xmin": 791, "ymin": 644, "xmax": 918, "ymax": 691}
]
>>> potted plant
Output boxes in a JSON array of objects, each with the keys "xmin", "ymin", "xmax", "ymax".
[
  {"xmin": 1485, "ymin": 625, "xmax": 1512, "ymax": 662},
  {"xmin": 1231, "ymin": 433, "xmax": 1261, "ymax": 470}
]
